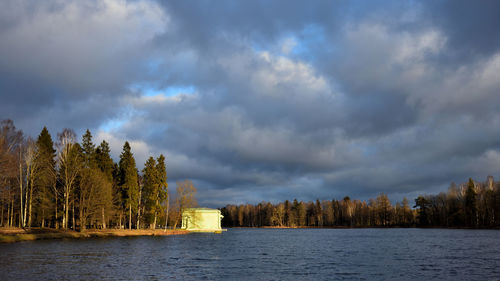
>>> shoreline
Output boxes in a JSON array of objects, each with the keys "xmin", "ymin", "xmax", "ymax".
[
  {"xmin": 233, "ymin": 226, "xmax": 500, "ymax": 230},
  {"xmin": 0, "ymin": 227, "xmax": 190, "ymax": 243}
]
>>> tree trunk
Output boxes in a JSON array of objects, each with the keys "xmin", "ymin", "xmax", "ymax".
[
  {"xmin": 7, "ymin": 199, "xmax": 10, "ymax": 227},
  {"xmin": 137, "ymin": 187, "xmax": 142, "ymax": 230},
  {"xmin": 72, "ymin": 201, "xmax": 75, "ymax": 230},
  {"xmin": 24, "ymin": 180, "xmax": 28, "ymax": 227},
  {"xmin": 80, "ymin": 202, "xmax": 85, "ymax": 231},
  {"xmin": 10, "ymin": 198, "xmax": 14, "ymax": 227},
  {"xmin": 28, "ymin": 175, "xmax": 34, "ymax": 227},
  {"xmin": 65, "ymin": 189, "xmax": 69, "ymax": 229},
  {"xmin": 164, "ymin": 197, "xmax": 169, "ymax": 232},
  {"xmin": 62, "ymin": 191, "xmax": 66, "ymax": 229},
  {"xmin": 19, "ymin": 153, "xmax": 24, "ymax": 228},
  {"xmin": 102, "ymin": 207, "xmax": 106, "ymax": 229},
  {"xmin": 153, "ymin": 212, "xmax": 157, "ymax": 230},
  {"xmin": 119, "ymin": 210, "xmax": 122, "ymax": 229},
  {"xmin": 153, "ymin": 198, "xmax": 159, "ymax": 229},
  {"xmin": 1, "ymin": 199, "xmax": 4, "ymax": 227},
  {"xmin": 129, "ymin": 203, "xmax": 132, "ymax": 230},
  {"xmin": 54, "ymin": 188, "xmax": 58, "ymax": 229},
  {"xmin": 136, "ymin": 206, "xmax": 140, "ymax": 230}
]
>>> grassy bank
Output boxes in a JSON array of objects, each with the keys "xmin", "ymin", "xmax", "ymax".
[{"xmin": 0, "ymin": 227, "xmax": 190, "ymax": 243}]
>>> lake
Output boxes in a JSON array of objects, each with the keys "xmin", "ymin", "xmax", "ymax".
[{"xmin": 0, "ymin": 228, "xmax": 499, "ymax": 280}]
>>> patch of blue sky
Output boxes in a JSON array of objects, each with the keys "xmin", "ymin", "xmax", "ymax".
[
  {"xmin": 359, "ymin": 144, "xmax": 377, "ymax": 157},
  {"xmin": 250, "ymin": 23, "xmax": 328, "ymax": 62},
  {"xmin": 99, "ymin": 118, "xmax": 126, "ymax": 132},
  {"xmin": 145, "ymin": 58, "xmax": 163, "ymax": 74},
  {"xmin": 129, "ymin": 82, "xmax": 196, "ymax": 97},
  {"xmin": 291, "ymin": 24, "xmax": 328, "ymax": 60}
]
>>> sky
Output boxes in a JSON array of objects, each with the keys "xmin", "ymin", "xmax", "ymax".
[{"xmin": 1, "ymin": 0, "xmax": 500, "ymax": 207}]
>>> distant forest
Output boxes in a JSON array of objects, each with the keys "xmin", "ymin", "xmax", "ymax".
[
  {"xmin": 222, "ymin": 179, "xmax": 500, "ymax": 228},
  {"xmin": 2, "ymin": 119, "xmax": 499, "ymax": 230},
  {"xmin": 0, "ymin": 120, "xmax": 197, "ymax": 230}
]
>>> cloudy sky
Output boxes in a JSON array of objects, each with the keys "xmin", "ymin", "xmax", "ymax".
[{"xmin": 2, "ymin": 0, "xmax": 500, "ymax": 207}]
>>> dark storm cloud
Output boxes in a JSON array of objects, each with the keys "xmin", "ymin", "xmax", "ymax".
[
  {"xmin": 2, "ymin": 0, "xmax": 500, "ymax": 206},
  {"xmin": 422, "ymin": 0, "xmax": 500, "ymax": 59}
]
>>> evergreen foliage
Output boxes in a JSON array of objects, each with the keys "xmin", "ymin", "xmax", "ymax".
[{"xmin": 118, "ymin": 141, "xmax": 139, "ymax": 229}]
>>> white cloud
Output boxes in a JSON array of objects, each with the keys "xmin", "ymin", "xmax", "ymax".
[{"xmin": 95, "ymin": 129, "xmax": 152, "ymax": 168}]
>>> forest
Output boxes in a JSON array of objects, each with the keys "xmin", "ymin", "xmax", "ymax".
[
  {"xmin": 221, "ymin": 179, "xmax": 500, "ymax": 228},
  {"xmin": 1, "ymin": 119, "xmax": 499, "ymax": 230},
  {"xmin": 0, "ymin": 119, "xmax": 197, "ymax": 230}
]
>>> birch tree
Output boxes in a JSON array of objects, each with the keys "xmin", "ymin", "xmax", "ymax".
[
  {"xmin": 57, "ymin": 129, "xmax": 82, "ymax": 229},
  {"xmin": 24, "ymin": 138, "xmax": 39, "ymax": 227}
]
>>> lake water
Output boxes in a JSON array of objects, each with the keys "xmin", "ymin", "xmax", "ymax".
[{"xmin": 0, "ymin": 228, "xmax": 499, "ymax": 280}]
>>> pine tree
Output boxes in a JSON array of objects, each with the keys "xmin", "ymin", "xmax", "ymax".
[
  {"xmin": 118, "ymin": 141, "xmax": 138, "ymax": 229},
  {"xmin": 80, "ymin": 131, "xmax": 113, "ymax": 229},
  {"xmin": 81, "ymin": 129, "xmax": 96, "ymax": 169},
  {"xmin": 142, "ymin": 156, "xmax": 157, "ymax": 228},
  {"xmin": 156, "ymin": 154, "xmax": 168, "ymax": 229},
  {"xmin": 376, "ymin": 193, "xmax": 392, "ymax": 226},
  {"xmin": 94, "ymin": 140, "xmax": 116, "ymax": 229},
  {"xmin": 414, "ymin": 196, "xmax": 430, "ymax": 226},
  {"xmin": 465, "ymin": 178, "xmax": 477, "ymax": 227},
  {"xmin": 95, "ymin": 140, "xmax": 114, "ymax": 183},
  {"xmin": 33, "ymin": 127, "xmax": 57, "ymax": 228}
]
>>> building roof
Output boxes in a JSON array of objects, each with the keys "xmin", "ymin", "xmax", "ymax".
[{"xmin": 183, "ymin": 208, "xmax": 220, "ymax": 212}]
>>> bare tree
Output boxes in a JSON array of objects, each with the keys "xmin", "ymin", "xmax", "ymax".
[
  {"xmin": 24, "ymin": 138, "xmax": 39, "ymax": 227},
  {"xmin": 57, "ymin": 129, "xmax": 82, "ymax": 229},
  {"xmin": 271, "ymin": 203, "xmax": 285, "ymax": 227},
  {"xmin": 0, "ymin": 120, "xmax": 24, "ymax": 227},
  {"xmin": 172, "ymin": 180, "xmax": 197, "ymax": 229},
  {"xmin": 79, "ymin": 168, "xmax": 111, "ymax": 230}
]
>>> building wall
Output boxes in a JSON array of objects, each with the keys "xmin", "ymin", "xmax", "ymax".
[{"xmin": 182, "ymin": 209, "xmax": 223, "ymax": 231}]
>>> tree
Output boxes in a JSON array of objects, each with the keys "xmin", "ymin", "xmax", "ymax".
[
  {"xmin": 376, "ymin": 193, "xmax": 392, "ymax": 226},
  {"xmin": 79, "ymin": 130, "xmax": 113, "ymax": 230},
  {"xmin": 142, "ymin": 156, "xmax": 158, "ymax": 228},
  {"xmin": 95, "ymin": 140, "xmax": 116, "ymax": 229},
  {"xmin": 81, "ymin": 130, "xmax": 95, "ymax": 168},
  {"xmin": 57, "ymin": 129, "xmax": 82, "ymax": 229},
  {"xmin": 315, "ymin": 199, "xmax": 323, "ymax": 227},
  {"xmin": 79, "ymin": 168, "xmax": 111, "ymax": 230},
  {"xmin": 414, "ymin": 196, "xmax": 430, "ymax": 226},
  {"xmin": 0, "ymin": 120, "xmax": 24, "ymax": 227},
  {"xmin": 118, "ymin": 141, "xmax": 138, "ymax": 229},
  {"xmin": 291, "ymin": 199, "xmax": 299, "ymax": 227},
  {"xmin": 24, "ymin": 138, "xmax": 39, "ymax": 228},
  {"xmin": 270, "ymin": 203, "xmax": 285, "ymax": 227},
  {"xmin": 156, "ymin": 155, "xmax": 168, "ymax": 230},
  {"xmin": 173, "ymin": 180, "xmax": 197, "ymax": 229},
  {"xmin": 34, "ymin": 127, "xmax": 57, "ymax": 228},
  {"xmin": 95, "ymin": 141, "xmax": 114, "ymax": 183},
  {"xmin": 464, "ymin": 178, "xmax": 477, "ymax": 227},
  {"xmin": 401, "ymin": 197, "xmax": 412, "ymax": 226}
]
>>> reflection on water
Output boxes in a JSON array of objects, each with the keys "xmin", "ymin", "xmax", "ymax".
[{"xmin": 0, "ymin": 228, "xmax": 499, "ymax": 280}]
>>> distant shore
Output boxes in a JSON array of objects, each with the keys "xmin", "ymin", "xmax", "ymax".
[
  {"xmin": 0, "ymin": 227, "xmax": 190, "ymax": 243},
  {"xmin": 235, "ymin": 226, "xmax": 500, "ymax": 230}
]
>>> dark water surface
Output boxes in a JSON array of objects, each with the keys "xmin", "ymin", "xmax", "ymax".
[{"xmin": 0, "ymin": 228, "xmax": 499, "ymax": 280}]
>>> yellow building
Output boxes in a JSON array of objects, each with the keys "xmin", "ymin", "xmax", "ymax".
[{"xmin": 181, "ymin": 208, "xmax": 225, "ymax": 232}]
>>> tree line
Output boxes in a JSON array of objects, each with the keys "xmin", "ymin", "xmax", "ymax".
[
  {"xmin": 0, "ymin": 119, "xmax": 197, "ymax": 230},
  {"xmin": 221, "ymin": 177, "xmax": 500, "ymax": 228},
  {"xmin": 3, "ymin": 118, "xmax": 499, "ymax": 230}
]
